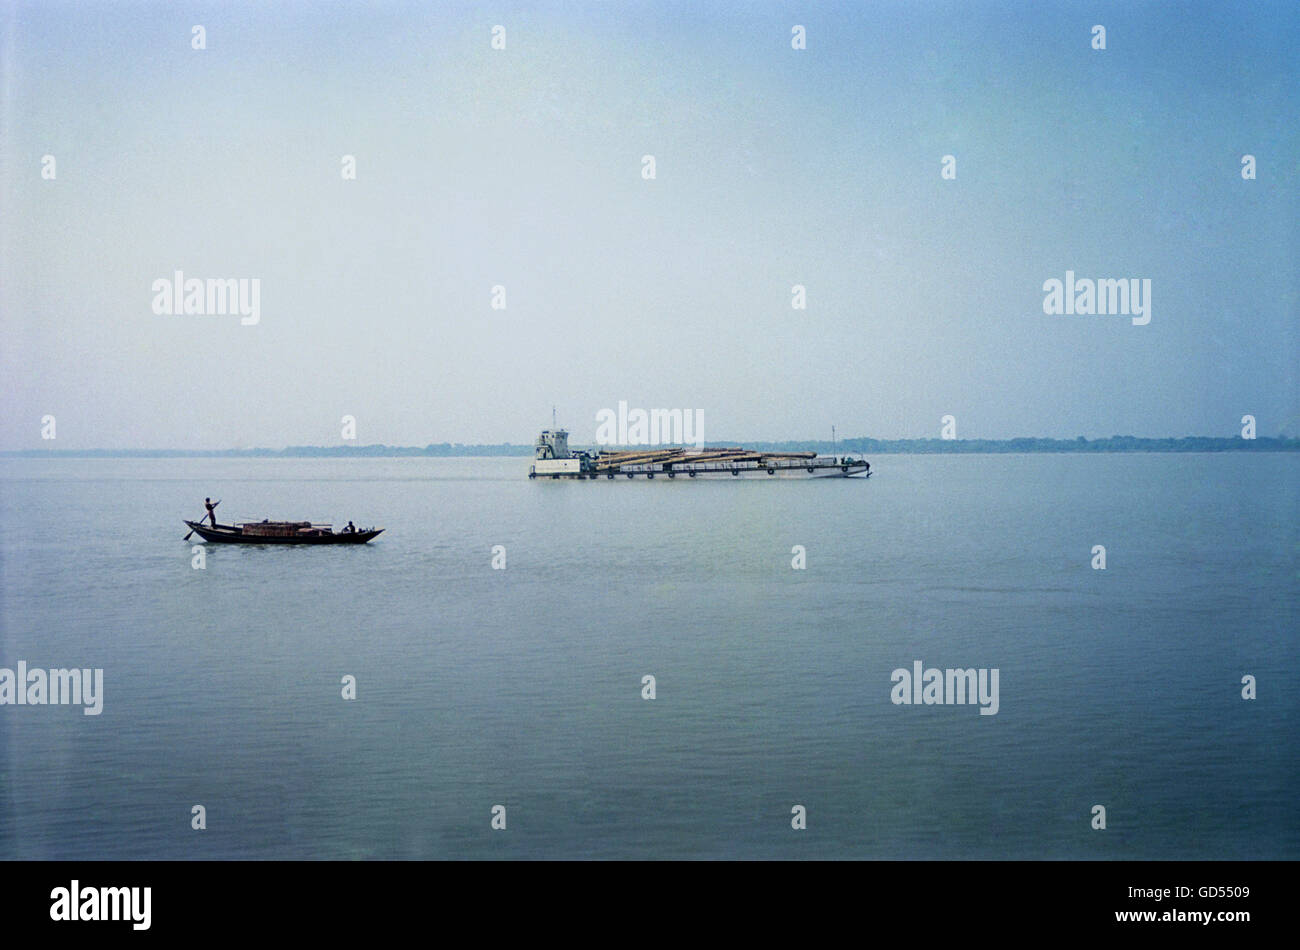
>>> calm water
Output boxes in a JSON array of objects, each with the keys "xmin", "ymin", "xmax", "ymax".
[{"xmin": 0, "ymin": 454, "xmax": 1295, "ymax": 859}]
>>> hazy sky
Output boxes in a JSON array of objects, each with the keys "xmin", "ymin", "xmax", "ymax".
[{"xmin": 3, "ymin": 0, "xmax": 1296, "ymax": 449}]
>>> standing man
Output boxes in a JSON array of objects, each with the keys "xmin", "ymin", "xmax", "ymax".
[{"xmin": 204, "ymin": 497, "xmax": 219, "ymax": 526}]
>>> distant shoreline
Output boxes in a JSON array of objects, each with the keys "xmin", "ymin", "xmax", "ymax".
[{"xmin": 4, "ymin": 436, "xmax": 1297, "ymax": 458}]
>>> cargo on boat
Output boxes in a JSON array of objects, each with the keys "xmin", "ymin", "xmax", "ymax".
[
  {"xmin": 184, "ymin": 519, "xmax": 383, "ymax": 544},
  {"xmin": 528, "ymin": 429, "xmax": 870, "ymax": 480}
]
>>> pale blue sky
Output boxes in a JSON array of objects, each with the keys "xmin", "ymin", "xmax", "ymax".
[{"xmin": 3, "ymin": 0, "xmax": 1296, "ymax": 448}]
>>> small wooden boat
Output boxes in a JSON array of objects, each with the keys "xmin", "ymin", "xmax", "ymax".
[{"xmin": 183, "ymin": 520, "xmax": 383, "ymax": 545}]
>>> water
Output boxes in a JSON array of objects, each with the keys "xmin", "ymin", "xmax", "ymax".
[{"xmin": 0, "ymin": 454, "xmax": 1295, "ymax": 859}]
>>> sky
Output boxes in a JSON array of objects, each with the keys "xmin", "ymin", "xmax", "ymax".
[{"xmin": 2, "ymin": 0, "xmax": 1296, "ymax": 449}]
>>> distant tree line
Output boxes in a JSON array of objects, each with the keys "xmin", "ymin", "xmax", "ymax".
[{"xmin": 744, "ymin": 436, "xmax": 1300, "ymax": 454}]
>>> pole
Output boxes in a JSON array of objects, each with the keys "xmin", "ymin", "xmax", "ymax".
[{"xmin": 184, "ymin": 500, "xmax": 219, "ymax": 540}]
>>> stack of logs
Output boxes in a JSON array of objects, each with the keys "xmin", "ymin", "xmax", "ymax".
[{"xmin": 594, "ymin": 447, "xmax": 817, "ymax": 471}]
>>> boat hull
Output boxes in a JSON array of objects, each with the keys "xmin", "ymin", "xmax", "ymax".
[{"xmin": 184, "ymin": 522, "xmax": 383, "ymax": 544}]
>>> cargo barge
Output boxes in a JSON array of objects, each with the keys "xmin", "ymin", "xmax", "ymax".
[{"xmin": 528, "ymin": 429, "xmax": 870, "ymax": 480}]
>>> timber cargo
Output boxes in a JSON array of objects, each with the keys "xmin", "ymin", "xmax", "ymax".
[{"xmin": 528, "ymin": 429, "xmax": 870, "ymax": 480}]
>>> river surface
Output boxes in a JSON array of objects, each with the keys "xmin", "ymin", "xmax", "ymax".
[{"xmin": 0, "ymin": 453, "xmax": 1295, "ymax": 858}]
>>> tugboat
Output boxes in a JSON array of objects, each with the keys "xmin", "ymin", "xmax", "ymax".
[{"xmin": 528, "ymin": 429, "xmax": 870, "ymax": 480}]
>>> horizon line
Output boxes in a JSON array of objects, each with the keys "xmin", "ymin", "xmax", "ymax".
[{"xmin": 4, "ymin": 434, "xmax": 1298, "ymax": 458}]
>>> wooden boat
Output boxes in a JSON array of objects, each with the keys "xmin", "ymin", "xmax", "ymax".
[{"xmin": 183, "ymin": 520, "xmax": 383, "ymax": 545}]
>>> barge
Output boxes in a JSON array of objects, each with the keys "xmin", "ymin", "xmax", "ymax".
[{"xmin": 528, "ymin": 429, "xmax": 870, "ymax": 480}]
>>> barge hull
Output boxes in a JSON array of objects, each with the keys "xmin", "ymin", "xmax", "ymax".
[{"xmin": 531, "ymin": 464, "xmax": 870, "ymax": 480}]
